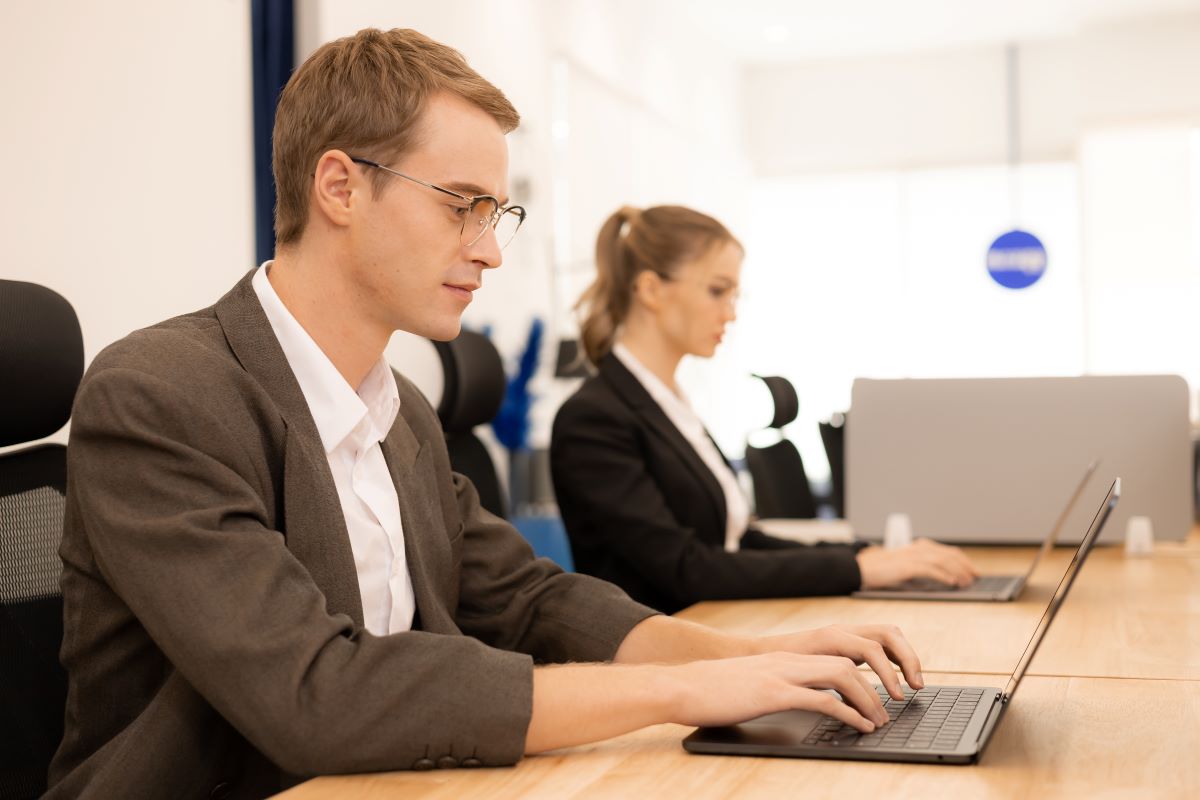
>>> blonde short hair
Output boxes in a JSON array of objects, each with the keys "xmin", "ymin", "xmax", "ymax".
[{"xmin": 272, "ymin": 28, "xmax": 520, "ymax": 246}]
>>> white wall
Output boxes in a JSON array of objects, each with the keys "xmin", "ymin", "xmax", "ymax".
[
  {"xmin": 1080, "ymin": 125, "xmax": 1200, "ymax": 387},
  {"xmin": 744, "ymin": 45, "xmax": 1011, "ymax": 174},
  {"xmin": 1, "ymin": 0, "xmax": 255, "ymax": 445},
  {"xmin": 745, "ymin": 12, "xmax": 1200, "ymax": 174}
]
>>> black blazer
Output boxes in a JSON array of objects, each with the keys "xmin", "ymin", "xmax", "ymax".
[{"xmin": 551, "ymin": 354, "xmax": 863, "ymax": 614}]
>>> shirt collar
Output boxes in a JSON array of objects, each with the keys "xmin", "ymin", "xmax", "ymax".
[
  {"xmin": 612, "ymin": 342, "xmax": 701, "ymax": 430},
  {"xmin": 251, "ymin": 263, "xmax": 400, "ymax": 454}
]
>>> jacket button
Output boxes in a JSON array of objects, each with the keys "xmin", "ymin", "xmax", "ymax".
[
  {"xmin": 461, "ymin": 757, "xmax": 482, "ymax": 768},
  {"xmin": 436, "ymin": 755, "xmax": 459, "ymax": 769},
  {"xmin": 209, "ymin": 782, "xmax": 232, "ymax": 800},
  {"xmin": 412, "ymin": 757, "xmax": 435, "ymax": 771}
]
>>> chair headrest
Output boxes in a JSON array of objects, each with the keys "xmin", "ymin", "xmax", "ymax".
[
  {"xmin": 432, "ymin": 330, "xmax": 506, "ymax": 434},
  {"xmin": 753, "ymin": 374, "xmax": 799, "ymax": 429},
  {"xmin": 0, "ymin": 280, "xmax": 84, "ymax": 447}
]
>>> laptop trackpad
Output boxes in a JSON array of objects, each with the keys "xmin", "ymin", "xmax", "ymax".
[{"xmin": 693, "ymin": 709, "xmax": 824, "ymax": 748}]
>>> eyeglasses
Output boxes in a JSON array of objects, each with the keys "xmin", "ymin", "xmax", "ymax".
[{"xmin": 350, "ymin": 157, "xmax": 526, "ymax": 249}]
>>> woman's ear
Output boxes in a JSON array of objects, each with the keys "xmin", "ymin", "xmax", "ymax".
[{"xmin": 631, "ymin": 270, "xmax": 665, "ymax": 313}]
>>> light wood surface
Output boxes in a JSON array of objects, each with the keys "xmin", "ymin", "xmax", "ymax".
[
  {"xmin": 278, "ymin": 673, "xmax": 1200, "ymax": 800},
  {"xmin": 279, "ymin": 525, "xmax": 1200, "ymax": 797},
  {"xmin": 680, "ymin": 529, "xmax": 1200, "ymax": 681}
]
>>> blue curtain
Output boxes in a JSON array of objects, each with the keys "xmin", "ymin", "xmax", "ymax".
[{"xmin": 251, "ymin": 0, "xmax": 295, "ymax": 265}]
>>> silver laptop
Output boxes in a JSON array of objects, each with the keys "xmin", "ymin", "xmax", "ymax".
[
  {"xmin": 683, "ymin": 478, "xmax": 1119, "ymax": 765},
  {"xmin": 852, "ymin": 460, "xmax": 1098, "ymax": 601}
]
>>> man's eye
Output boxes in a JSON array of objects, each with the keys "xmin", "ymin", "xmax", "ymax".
[{"xmin": 448, "ymin": 205, "xmax": 470, "ymax": 218}]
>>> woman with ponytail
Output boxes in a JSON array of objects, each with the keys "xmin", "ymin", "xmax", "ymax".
[{"xmin": 550, "ymin": 205, "xmax": 978, "ymax": 614}]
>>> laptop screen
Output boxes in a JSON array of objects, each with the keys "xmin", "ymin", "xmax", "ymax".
[
  {"xmin": 1003, "ymin": 478, "xmax": 1120, "ymax": 700},
  {"xmin": 1019, "ymin": 458, "xmax": 1100, "ymax": 582}
]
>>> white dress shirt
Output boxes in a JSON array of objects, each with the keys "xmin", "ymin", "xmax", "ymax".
[
  {"xmin": 612, "ymin": 342, "xmax": 751, "ymax": 552},
  {"xmin": 252, "ymin": 263, "xmax": 415, "ymax": 636}
]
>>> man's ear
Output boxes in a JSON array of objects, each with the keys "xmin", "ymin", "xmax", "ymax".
[
  {"xmin": 632, "ymin": 269, "xmax": 665, "ymax": 313},
  {"xmin": 310, "ymin": 150, "xmax": 357, "ymax": 230}
]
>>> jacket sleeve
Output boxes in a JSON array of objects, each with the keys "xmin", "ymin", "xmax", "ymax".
[
  {"xmin": 551, "ymin": 395, "xmax": 863, "ymax": 611},
  {"xmin": 741, "ymin": 527, "xmax": 870, "ymax": 554},
  {"xmin": 67, "ymin": 365, "xmax": 589, "ymax": 775},
  {"xmin": 448, "ymin": 472, "xmax": 659, "ymax": 664}
]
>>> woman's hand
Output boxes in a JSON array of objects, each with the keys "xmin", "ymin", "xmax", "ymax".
[{"xmin": 857, "ymin": 539, "xmax": 980, "ymax": 590}]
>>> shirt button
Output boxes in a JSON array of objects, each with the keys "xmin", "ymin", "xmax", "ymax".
[
  {"xmin": 412, "ymin": 757, "xmax": 435, "ymax": 771},
  {"xmin": 436, "ymin": 755, "xmax": 459, "ymax": 769},
  {"xmin": 461, "ymin": 757, "xmax": 483, "ymax": 768}
]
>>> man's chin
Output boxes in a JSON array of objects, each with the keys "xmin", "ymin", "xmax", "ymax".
[{"xmin": 419, "ymin": 317, "xmax": 464, "ymax": 342}]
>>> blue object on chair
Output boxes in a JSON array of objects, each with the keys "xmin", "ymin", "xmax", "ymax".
[
  {"xmin": 493, "ymin": 317, "xmax": 543, "ymax": 452},
  {"xmin": 511, "ymin": 515, "xmax": 575, "ymax": 572}
]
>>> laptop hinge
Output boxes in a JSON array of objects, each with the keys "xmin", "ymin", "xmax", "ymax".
[{"xmin": 975, "ymin": 691, "xmax": 1007, "ymax": 744}]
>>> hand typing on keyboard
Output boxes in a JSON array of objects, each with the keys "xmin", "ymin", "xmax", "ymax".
[
  {"xmin": 856, "ymin": 538, "xmax": 981, "ymax": 589},
  {"xmin": 657, "ymin": 624, "xmax": 926, "ymax": 737}
]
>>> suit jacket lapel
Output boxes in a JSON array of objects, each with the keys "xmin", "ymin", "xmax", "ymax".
[
  {"xmin": 599, "ymin": 355, "xmax": 728, "ymax": 532},
  {"xmin": 212, "ymin": 270, "xmax": 365, "ymax": 627}
]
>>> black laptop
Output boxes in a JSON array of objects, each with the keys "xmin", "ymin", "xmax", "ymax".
[{"xmin": 683, "ymin": 478, "xmax": 1120, "ymax": 765}]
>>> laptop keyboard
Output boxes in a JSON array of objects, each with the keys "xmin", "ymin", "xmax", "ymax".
[
  {"xmin": 897, "ymin": 575, "xmax": 1014, "ymax": 593},
  {"xmin": 802, "ymin": 686, "xmax": 986, "ymax": 750}
]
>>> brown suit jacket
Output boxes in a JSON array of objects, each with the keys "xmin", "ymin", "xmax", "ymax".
[{"xmin": 47, "ymin": 271, "xmax": 656, "ymax": 799}]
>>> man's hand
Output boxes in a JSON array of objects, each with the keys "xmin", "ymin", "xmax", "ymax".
[
  {"xmin": 666, "ymin": 652, "xmax": 889, "ymax": 732},
  {"xmin": 526, "ymin": 651, "xmax": 890, "ymax": 753},
  {"xmin": 857, "ymin": 538, "xmax": 980, "ymax": 590},
  {"xmin": 527, "ymin": 618, "xmax": 928, "ymax": 754},
  {"xmin": 753, "ymin": 624, "xmax": 924, "ymax": 700}
]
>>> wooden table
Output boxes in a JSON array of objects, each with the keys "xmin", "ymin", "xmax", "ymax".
[
  {"xmin": 280, "ymin": 673, "xmax": 1200, "ymax": 799},
  {"xmin": 279, "ymin": 527, "xmax": 1200, "ymax": 798},
  {"xmin": 680, "ymin": 529, "xmax": 1200, "ymax": 681}
]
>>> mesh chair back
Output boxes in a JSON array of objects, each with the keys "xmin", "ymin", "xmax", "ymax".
[{"xmin": 0, "ymin": 279, "xmax": 81, "ymax": 799}]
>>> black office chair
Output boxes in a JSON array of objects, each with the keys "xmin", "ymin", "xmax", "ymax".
[
  {"xmin": 431, "ymin": 331, "xmax": 508, "ymax": 519},
  {"xmin": 818, "ymin": 412, "xmax": 847, "ymax": 518},
  {"xmin": 0, "ymin": 280, "xmax": 83, "ymax": 800},
  {"xmin": 744, "ymin": 375, "xmax": 819, "ymax": 519},
  {"xmin": 1193, "ymin": 434, "xmax": 1200, "ymax": 522}
]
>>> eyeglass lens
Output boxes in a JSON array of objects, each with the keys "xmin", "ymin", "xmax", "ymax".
[{"xmin": 461, "ymin": 199, "xmax": 524, "ymax": 249}]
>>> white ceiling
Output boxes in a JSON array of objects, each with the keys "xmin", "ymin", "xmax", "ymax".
[{"xmin": 669, "ymin": 0, "xmax": 1200, "ymax": 61}]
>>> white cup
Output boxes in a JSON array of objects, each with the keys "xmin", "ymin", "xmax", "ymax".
[
  {"xmin": 1125, "ymin": 515, "xmax": 1154, "ymax": 557},
  {"xmin": 884, "ymin": 512, "xmax": 913, "ymax": 550}
]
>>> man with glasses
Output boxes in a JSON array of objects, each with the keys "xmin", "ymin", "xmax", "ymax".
[{"xmin": 49, "ymin": 28, "xmax": 923, "ymax": 798}]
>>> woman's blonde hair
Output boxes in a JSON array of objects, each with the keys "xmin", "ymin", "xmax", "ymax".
[{"xmin": 576, "ymin": 205, "xmax": 740, "ymax": 364}]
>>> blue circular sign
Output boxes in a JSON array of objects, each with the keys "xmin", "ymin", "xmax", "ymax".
[{"xmin": 987, "ymin": 229, "xmax": 1047, "ymax": 289}]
